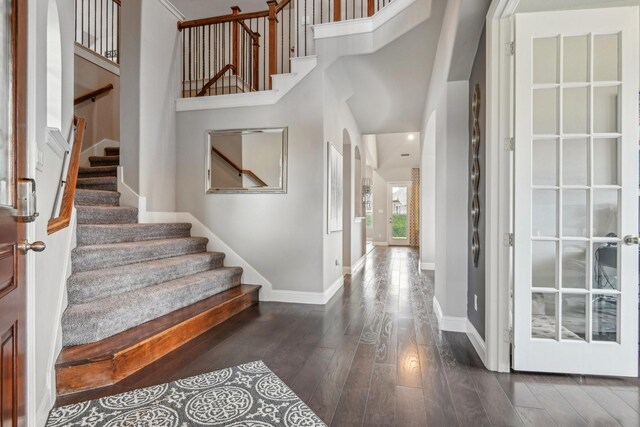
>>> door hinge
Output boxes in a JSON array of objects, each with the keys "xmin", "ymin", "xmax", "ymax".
[
  {"xmin": 507, "ymin": 41, "xmax": 515, "ymax": 56},
  {"xmin": 504, "ymin": 233, "xmax": 514, "ymax": 247},
  {"xmin": 504, "ymin": 328, "xmax": 514, "ymax": 344},
  {"xmin": 504, "ymin": 138, "xmax": 515, "ymax": 152}
]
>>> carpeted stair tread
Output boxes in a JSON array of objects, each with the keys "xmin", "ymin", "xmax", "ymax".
[
  {"xmin": 74, "ymin": 189, "xmax": 120, "ymax": 207},
  {"xmin": 78, "ymin": 166, "xmax": 117, "ymax": 178},
  {"xmin": 67, "ymin": 252, "xmax": 226, "ymax": 304},
  {"xmin": 77, "ymin": 222, "xmax": 192, "ymax": 246},
  {"xmin": 76, "ymin": 206, "xmax": 138, "ymax": 225},
  {"xmin": 71, "ymin": 237, "xmax": 208, "ymax": 273},
  {"xmin": 61, "ymin": 267, "xmax": 243, "ymax": 346},
  {"xmin": 76, "ymin": 176, "xmax": 117, "ymax": 192},
  {"xmin": 89, "ymin": 155, "xmax": 119, "ymax": 167},
  {"xmin": 104, "ymin": 147, "xmax": 119, "ymax": 156}
]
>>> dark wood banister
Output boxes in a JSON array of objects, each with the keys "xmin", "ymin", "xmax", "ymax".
[
  {"xmin": 196, "ymin": 64, "xmax": 237, "ymax": 97},
  {"xmin": 48, "ymin": 116, "xmax": 86, "ymax": 234},
  {"xmin": 177, "ymin": 0, "xmax": 292, "ymax": 30},
  {"xmin": 211, "ymin": 146, "xmax": 268, "ymax": 187},
  {"xmin": 74, "ymin": 84, "xmax": 114, "ymax": 105}
]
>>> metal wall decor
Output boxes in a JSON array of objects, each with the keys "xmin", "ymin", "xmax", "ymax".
[{"xmin": 471, "ymin": 84, "xmax": 481, "ymax": 268}]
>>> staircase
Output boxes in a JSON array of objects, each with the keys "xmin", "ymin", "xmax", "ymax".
[{"xmin": 55, "ymin": 146, "xmax": 260, "ymax": 396}]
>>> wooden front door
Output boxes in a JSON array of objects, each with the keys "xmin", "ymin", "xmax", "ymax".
[{"xmin": 1, "ymin": 0, "xmax": 28, "ymax": 425}]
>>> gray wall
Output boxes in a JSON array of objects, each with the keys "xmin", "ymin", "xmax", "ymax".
[{"xmin": 467, "ymin": 27, "xmax": 486, "ymax": 339}]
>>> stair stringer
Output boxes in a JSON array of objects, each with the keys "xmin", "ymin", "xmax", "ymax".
[
  {"xmin": 313, "ymin": 0, "xmax": 432, "ymax": 61},
  {"xmin": 175, "ymin": 56, "xmax": 318, "ymax": 112},
  {"xmin": 175, "ymin": 0, "xmax": 430, "ymax": 111},
  {"xmin": 116, "ymin": 166, "xmax": 275, "ymax": 300}
]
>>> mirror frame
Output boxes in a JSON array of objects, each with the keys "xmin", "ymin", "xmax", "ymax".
[{"xmin": 205, "ymin": 127, "xmax": 288, "ymax": 194}]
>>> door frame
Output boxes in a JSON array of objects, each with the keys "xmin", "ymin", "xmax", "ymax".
[
  {"xmin": 387, "ymin": 181, "xmax": 411, "ymax": 246},
  {"xmin": 484, "ymin": 0, "xmax": 519, "ymax": 373}
]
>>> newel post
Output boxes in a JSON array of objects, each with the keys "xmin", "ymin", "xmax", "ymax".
[
  {"xmin": 334, "ymin": 0, "xmax": 341, "ymax": 21},
  {"xmin": 267, "ymin": 0, "xmax": 278, "ymax": 89},
  {"xmin": 231, "ymin": 6, "xmax": 241, "ymax": 74},
  {"xmin": 367, "ymin": 0, "xmax": 374, "ymax": 17}
]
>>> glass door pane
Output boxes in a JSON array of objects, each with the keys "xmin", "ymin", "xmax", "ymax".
[
  {"xmin": 391, "ymin": 186, "xmax": 408, "ymax": 239},
  {"xmin": 0, "ymin": 0, "xmax": 12, "ymax": 206}
]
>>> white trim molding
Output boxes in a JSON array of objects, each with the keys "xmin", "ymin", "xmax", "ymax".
[
  {"xmin": 343, "ymin": 253, "xmax": 367, "ymax": 275},
  {"xmin": 159, "ymin": 0, "xmax": 185, "ymax": 20},
  {"xmin": 466, "ymin": 319, "xmax": 487, "ymax": 367},
  {"xmin": 270, "ymin": 275, "xmax": 344, "ymax": 305},
  {"xmin": 80, "ymin": 138, "xmax": 119, "ymax": 167},
  {"xmin": 432, "ymin": 297, "xmax": 467, "ymax": 333},
  {"xmin": 420, "ymin": 262, "xmax": 435, "ymax": 270},
  {"xmin": 176, "ymin": 56, "xmax": 317, "ymax": 111},
  {"xmin": 74, "ymin": 43, "xmax": 120, "ymax": 76},
  {"xmin": 45, "ymin": 127, "xmax": 70, "ymax": 159},
  {"xmin": 312, "ymin": 0, "xmax": 417, "ymax": 39},
  {"xmin": 373, "ymin": 241, "xmax": 388, "ymax": 246}
]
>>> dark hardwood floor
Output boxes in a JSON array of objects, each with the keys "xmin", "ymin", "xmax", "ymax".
[{"xmin": 56, "ymin": 246, "xmax": 640, "ymax": 426}]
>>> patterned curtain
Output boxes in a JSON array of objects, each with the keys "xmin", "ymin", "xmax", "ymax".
[{"xmin": 410, "ymin": 168, "xmax": 420, "ymax": 247}]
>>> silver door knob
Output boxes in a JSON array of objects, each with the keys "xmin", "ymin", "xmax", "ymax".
[
  {"xmin": 623, "ymin": 235, "xmax": 639, "ymax": 246},
  {"xmin": 18, "ymin": 240, "xmax": 46, "ymax": 254}
]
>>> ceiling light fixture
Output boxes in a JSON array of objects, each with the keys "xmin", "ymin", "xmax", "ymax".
[{"xmin": 407, "ymin": 134, "xmax": 415, "ymax": 141}]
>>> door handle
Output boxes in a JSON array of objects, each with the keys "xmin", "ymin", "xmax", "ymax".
[
  {"xmin": 623, "ymin": 235, "xmax": 639, "ymax": 246},
  {"xmin": 18, "ymin": 240, "xmax": 46, "ymax": 254}
]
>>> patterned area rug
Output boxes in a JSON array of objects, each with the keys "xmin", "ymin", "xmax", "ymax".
[{"xmin": 46, "ymin": 361, "xmax": 327, "ymax": 426}]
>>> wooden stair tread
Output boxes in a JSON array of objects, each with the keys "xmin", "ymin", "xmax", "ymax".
[
  {"xmin": 55, "ymin": 284, "xmax": 260, "ymax": 395},
  {"xmin": 58, "ymin": 284, "xmax": 259, "ymax": 366}
]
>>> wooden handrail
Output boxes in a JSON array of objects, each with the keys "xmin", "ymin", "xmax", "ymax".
[
  {"xmin": 275, "ymin": 0, "xmax": 292, "ymax": 13},
  {"xmin": 74, "ymin": 84, "xmax": 114, "ymax": 105},
  {"xmin": 238, "ymin": 20, "xmax": 260, "ymax": 42},
  {"xmin": 197, "ymin": 64, "xmax": 237, "ymax": 96},
  {"xmin": 48, "ymin": 116, "xmax": 86, "ymax": 234},
  {"xmin": 178, "ymin": 10, "xmax": 270, "ymax": 29},
  {"xmin": 211, "ymin": 147, "xmax": 268, "ymax": 187}
]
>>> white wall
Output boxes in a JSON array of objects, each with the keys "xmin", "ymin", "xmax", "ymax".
[
  {"xmin": 74, "ymin": 54, "xmax": 120, "ymax": 151},
  {"xmin": 119, "ymin": 0, "xmax": 141, "ymax": 193},
  {"xmin": 28, "ymin": 0, "xmax": 76, "ymax": 423},
  {"xmin": 323, "ymin": 64, "xmax": 365, "ymax": 286},
  {"xmin": 420, "ymin": 111, "xmax": 436, "ymax": 267},
  {"xmin": 372, "ymin": 169, "xmax": 388, "ymax": 243},
  {"xmin": 176, "ymin": 70, "xmax": 326, "ymax": 294},
  {"xmin": 434, "ymin": 80, "xmax": 469, "ymax": 318},
  {"xmin": 139, "ymin": 0, "xmax": 182, "ymax": 211}
]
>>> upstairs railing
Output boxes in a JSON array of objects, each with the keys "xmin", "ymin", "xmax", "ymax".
[
  {"xmin": 178, "ymin": 0, "xmax": 393, "ymax": 97},
  {"xmin": 75, "ymin": 0, "xmax": 121, "ymax": 64}
]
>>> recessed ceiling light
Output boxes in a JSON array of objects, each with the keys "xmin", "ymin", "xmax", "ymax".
[{"xmin": 407, "ymin": 134, "xmax": 415, "ymax": 141}]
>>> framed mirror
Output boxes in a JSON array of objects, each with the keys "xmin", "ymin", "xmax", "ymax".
[{"xmin": 206, "ymin": 128, "xmax": 288, "ymax": 193}]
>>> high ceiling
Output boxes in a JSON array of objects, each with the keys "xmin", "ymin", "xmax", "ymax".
[
  {"xmin": 337, "ymin": 0, "xmax": 446, "ymax": 135},
  {"xmin": 368, "ymin": 132, "xmax": 421, "ymax": 181}
]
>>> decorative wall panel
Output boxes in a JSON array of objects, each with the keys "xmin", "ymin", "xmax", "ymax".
[{"xmin": 471, "ymin": 84, "xmax": 481, "ymax": 267}]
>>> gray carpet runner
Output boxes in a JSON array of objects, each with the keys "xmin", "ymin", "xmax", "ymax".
[{"xmin": 61, "ymin": 147, "xmax": 243, "ymax": 347}]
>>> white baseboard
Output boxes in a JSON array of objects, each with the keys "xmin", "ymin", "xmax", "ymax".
[
  {"xmin": 117, "ymin": 169, "xmax": 274, "ymax": 300},
  {"xmin": 270, "ymin": 275, "xmax": 344, "ymax": 305},
  {"xmin": 373, "ymin": 241, "xmax": 388, "ymax": 246},
  {"xmin": 343, "ymin": 253, "xmax": 367, "ymax": 275},
  {"xmin": 421, "ymin": 262, "xmax": 435, "ymax": 270},
  {"xmin": 432, "ymin": 297, "xmax": 467, "ymax": 333},
  {"xmin": 81, "ymin": 139, "xmax": 119, "ymax": 167},
  {"xmin": 466, "ymin": 320, "xmax": 487, "ymax": 367}
]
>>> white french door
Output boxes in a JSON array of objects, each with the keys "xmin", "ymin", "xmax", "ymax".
[
  {"xmin": 387, "ymin": 182, "xmax": 411, "ymax": 246},
  {"xmin": 513, "ymin": 7, "xmax": 639, "ymax": 376}
]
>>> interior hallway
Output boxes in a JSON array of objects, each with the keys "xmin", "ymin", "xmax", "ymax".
[{"xmin": 57, "ymin": 247, "xmax": 640, "ymax": 426}]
